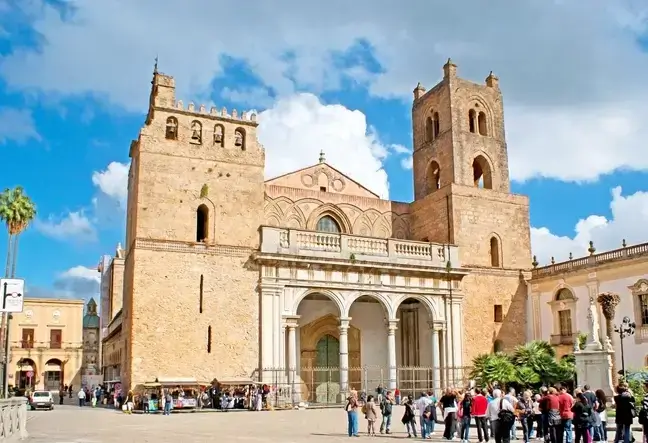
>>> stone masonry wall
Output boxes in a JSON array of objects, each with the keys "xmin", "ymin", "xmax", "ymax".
[
  {"xmin": 110, "ymin": 258, "xmax": 124, "ymax": 319},
  {"xmin": 126, "ymin": 248, "xmax": 259, "ymax": 387}
]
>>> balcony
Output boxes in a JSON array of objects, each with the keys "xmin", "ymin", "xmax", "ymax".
[
  {"xmin": 259, "ymin": 226, "xmax": 461, "ymax": 268},
  {"xmin": 11, "ymin": 341, "xmax": 82, "ymax": 351},
  {"xmin": 550, "ymin": 334, "xmax": 575, "ymax": 346}
]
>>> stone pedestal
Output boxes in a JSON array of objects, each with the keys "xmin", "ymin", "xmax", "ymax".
[{"xmin": 574, "ymin": 346, "xmax": 614, "ymax": 397}]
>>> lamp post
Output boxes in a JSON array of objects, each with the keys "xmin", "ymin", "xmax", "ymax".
[{"xmin": 613, "ymin": 316, "xmax": 635, "ymax": 380}]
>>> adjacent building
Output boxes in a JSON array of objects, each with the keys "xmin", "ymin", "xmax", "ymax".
[
  {"xmin": 9, "ymin": 298, "xmax": 85, "ymax": 391},
  {"xmin": 81, "ymin": 298, "xmax": 101, "ymax": 387},
  {"xmin": 527, "ymin": 242, "xmax": 648, "ymax": 370},
  {"xmin": 98, "ymin": 245, "xmax": 125, "ymax": 384},
  {"xmin": 101, "ymin": 59, "xmax": 535, "ymax": 399}
]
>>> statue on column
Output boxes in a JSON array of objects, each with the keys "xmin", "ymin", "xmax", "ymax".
[{"xmin": 585, "ymin": 296, "xmax": 602, "ymax": 350}]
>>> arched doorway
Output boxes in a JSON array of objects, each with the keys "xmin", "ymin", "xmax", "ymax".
[
  {"xmin": 15, "ymin": 358, "xmax": 36, "ymax": 390},
  {"xmin": 44, "ymin": 359, "xmax": 62, "ymax": 391}
]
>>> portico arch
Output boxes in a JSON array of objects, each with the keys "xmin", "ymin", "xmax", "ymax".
[
  {"xmin": 15, "ymin": 358, "xmax": 37, "ymax": 389},
  {"xmin": 293, "ymin": 288, "xmax": 344, "ymax": 317},
  {"xmin": 393, "ymin": 294, "xmax": 438, "ymax": 320},
  {"xmin": 343, "ymin": 291, "xmax": 393, "ymax": 318}
]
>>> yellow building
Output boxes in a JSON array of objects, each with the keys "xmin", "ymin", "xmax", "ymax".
[{"xmin": 8, "ymin": 298, "xmax": 85, "ymax": 391}]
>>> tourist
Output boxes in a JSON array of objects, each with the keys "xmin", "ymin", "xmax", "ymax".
[
  {"xmin": 77, "ymin": 387, "xmax": 86, "ymax": 407},
  {"xmin": 472, "ymin": 388, "xmax": 490, "ymax": 443},
  {"xmin": 517, "ymin": 390, "xmax": 535, "ymax": 443},
  {"xmin": 505, "ymin": 389, "xmax": 519, "ymax": 441},
  {"xmin": 363, "ymin": 394, "xmax": 378, "ymax": 436},
  {"xmin": 379, "ymin": 391, "xmax": 395, "ymax": 434},
  {"xmin": 124, "ymin": 390, "xmax": 134, "ymax": 414},
  {"xmin": 544, "ymin": 387, "xmax": 562, "ymax": 443},
  {"xmin": 58, "ymin": 386, "xmax": 65, "ymax": 405},
  {"xmin": 345, "ymin": 389, "xmax": 360, "ymax": 437},
  {"xmin": 571, "ymin": 392, "xmax": 593, "ymax": 443},
  {"xmin": 142, "ymin": 392, "xmax": 150, "ymax": 413},
  {"xmin": 613, "ymin": 383, "xmax": 635, "ymax": 443},
  {"xmin": 558, "ymin": 385, "xmax": 575, "ymax": 443},
  {"xmin": 417, "ymin": 391, "xmax": 434, "ymax": 439},
  {"xmin": 163, "ymin": 389, "xmax": 173, "ymax": 416},
  {"xmin": 460, "ymin": 390, "xmax": 473, "ymax": 443},
  {"xmin": 533, "ymin": 393, "xmax": 544, "ymax": 441},
  {"xmin": 395, "ymin": 388, "xmax": 401, "ymax": 405},
  {"xmin": 68, "ymin": 384, "xmax": 73, "ymax": 399},
  {"xmin": 440, "ymin": 387, "xmax": 459, "ymax": 441},
  {"xmin": 592, "ymin": 389, "xmax": 607, "ymax": 443},
  {"xmin": 401, "ymin": 396, "xmax": 418, "ymax": 438},
  {"xmin": 91, "ymin": 388, "xmax": 97, "ymax": 408},
  {"xmin": 488, "ymin": 388, "xmax": 515, "ymax": 443}
]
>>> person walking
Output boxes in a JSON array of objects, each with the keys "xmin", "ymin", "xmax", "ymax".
[{"xmin": 77, "ymin": 388, "xmax": 86, "ymax": 407}]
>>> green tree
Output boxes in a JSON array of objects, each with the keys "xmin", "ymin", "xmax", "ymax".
[
  {"xmin": 470, "ymin": 353, "xmax": 517, "ymax": 388},
  {"xmin": 0, "ymin": 186, "xmax": 37, "ymax": 278}
]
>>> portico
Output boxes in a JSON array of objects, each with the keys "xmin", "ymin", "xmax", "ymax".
[{"xmin": 256, "ymin": 226, "xmax": 468, "ymax": 402}]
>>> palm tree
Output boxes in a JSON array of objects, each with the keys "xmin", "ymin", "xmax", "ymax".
[
  {"xmin": 470, "ymin": 353, "xmax": 517, "ymax": 389},
  {"xmin": 597, "ymin": 292, "xmax": 621, "ymax": 385},
  {"xmin": 0, "ymin": 186, "xmax": 37, "ymax": 278}
]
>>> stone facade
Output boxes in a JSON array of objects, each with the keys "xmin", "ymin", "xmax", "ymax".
[
  {"xmin": 102, "ymin": 60, "xmax": 533, "ymax": 394},
  {"xmin": 528, "ymin": 242, "xmax": 648, "ymax": 369},
  {"xmin": 8, "ymin": 298, "xmax": 85, "ymax": 391}
]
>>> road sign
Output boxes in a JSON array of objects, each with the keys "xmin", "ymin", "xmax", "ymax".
[
  {"xmin": 26, "ymin": 371, "xmax": 33, "ymax": 379},
  {"xmin": 0, "ymin": 279, "xmax": 25, "ymax": 313}
]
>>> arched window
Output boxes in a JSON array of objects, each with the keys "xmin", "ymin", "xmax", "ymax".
[
  {"xmin": 555, "ymin": 288, "xmax": 574, "ymax": 301},
  {"xmin": 190, "ymin": 120, "xmax": 202, "ymax": 144},
  {"xmin": 428, "ymin": 160, "xmax": 441, "ymax": 192},
  {"xmin": 472, "ymin": 155, "xmax": 493, "ymax": 189},
  {"xmin": 234, "ymin": 128, "xmax": 246, "ymax": 150},
  {"xmin": 316, "ymin": 215, "xmax": 341, "ymax": 233},
  {"xmin": 213, "ymin": 124, "xmax": 224, "ymax": 147},
  {"xmin": 425, "ymin": 117, "xmax": 434, "ymax": 142},
  {"xmin": 468, "ymin": 109, "xmax": 476, "ymax": 133},
  {"xmin": 165, "ymin": 117, "xmax": 178, "ymax": 140},
  {"xmin": 433, "ymin": 112, "xmax": 440, "ymax": 138},
  {"xmin": 478, "ymin": 112, "xmax": 488, "ymax": 136},
  {"xmin": 490, "ymin": 236, "xmax": 500, "ymax": 267},
  {"xmin": 196, "ymin": 204, "xmax": 209, "ymax": 242}
]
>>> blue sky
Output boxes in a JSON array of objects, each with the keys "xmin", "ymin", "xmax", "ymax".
[{"xmin": 1, "ymin": 0, "xmax": 648, "ymax": 301}]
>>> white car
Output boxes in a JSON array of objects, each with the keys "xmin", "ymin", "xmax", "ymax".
[{"xmin": 29, "ymin": 391, "xmax": 54, "ymax": 410}]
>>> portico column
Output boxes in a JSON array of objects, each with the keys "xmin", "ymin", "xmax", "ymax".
[
  {"xmin": 339, "ymin": 317, "xmax": 351, "ymax": 397},
  {"xmin": 387, "ymin": 319, "xmax": 398, "ymax": 391},
  {"xmin": 428, "ymin": 321, "xmax": 441, "ymax": 395}
]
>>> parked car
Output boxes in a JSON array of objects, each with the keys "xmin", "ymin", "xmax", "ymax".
[{"xmin": 29, "ymin": 391, "xmax": 54, "ymax": 410}]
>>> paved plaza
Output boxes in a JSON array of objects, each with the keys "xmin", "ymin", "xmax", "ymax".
[{"xmin": 24, "ymin": 404, "xmax": 647, "ymax": 443}]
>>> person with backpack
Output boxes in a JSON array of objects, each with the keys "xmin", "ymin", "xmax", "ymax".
[
  {"xmin": 379, "ymin": 391, "xmax": 395, "ymax": 434},
  {"xmin": 571, "ymin": 391, "xmax": 593, "ymax": 443},
  {"xmin": 401, "ymin": 396, "xmax": 418, "ymax": 438},
  {"xmin": 487, "ymin": 388, "xmax": 515, "ymax": 443}
]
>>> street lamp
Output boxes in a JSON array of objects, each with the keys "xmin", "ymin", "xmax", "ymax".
[{"xmin": 613, "ymin": 316, "xmax": 636, "ymax": 380}]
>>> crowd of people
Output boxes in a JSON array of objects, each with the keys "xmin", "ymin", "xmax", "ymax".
[{"xmin": 344, "ymin": 382, "xmax": 648, "ymax": 442}]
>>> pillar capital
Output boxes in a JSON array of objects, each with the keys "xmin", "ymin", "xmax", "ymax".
[
  {"xmin": 283, "ymin": 314, "xmax": 300, "ymax": 328},
  {"xmin": 339, "ymin": 317, "xmax": 352, "ymax": 331},
  {"xmin": 385, "ymin": 318, "xmax": 399, "ymax": 332},
  {"xmin": 428, "ymin": 320, "xmax": 445, "ymax": 331}
]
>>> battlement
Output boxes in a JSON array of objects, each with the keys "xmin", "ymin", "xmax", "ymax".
[{"xmin": 172, "ymin": 101, "xmax": 257, "ymax": 123}]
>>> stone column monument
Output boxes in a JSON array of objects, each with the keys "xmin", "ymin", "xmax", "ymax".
[{"xmin": 574, "ymin": 295, "xmax": 615, "ymax": 396}]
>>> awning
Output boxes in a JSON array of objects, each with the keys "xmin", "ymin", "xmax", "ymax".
[
  {"xmin": 18, "ymin": 365, "xmax": 33, "ymax": 371},
  {"xmin": 45, "ymin": 362, "xmax": 61, "ymax": 371},
  {"xmin": 218, "ymin": 378, "xmax": 255, "ymax": 385},
  {"xmin": 155, "ymin": 377, "xmax": 197, "ymax": 385}
]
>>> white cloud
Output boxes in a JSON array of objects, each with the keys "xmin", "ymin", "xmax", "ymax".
[
  {"xmin": 34, "ymin": 211, "xmax": 96, "ymax": 242},
  {"xmin": 259, "ymin": 93, "xmax": 390, "ymax": 197},
  {"xmin": 27, "ymin": 265, "xmax": 100, "ymax": 301},
  {"xmin": 530, "ymin": 187, "xmax": 648, "ymax": 266},
  {"xmin": 1, "ymin": 1, "xmax": 648, "ymax": 182},
  {"xmin": 0, "ymin": 107, "xmax": 40, "ymax": 144},
  {"xmin": 91, "ymin": 161, "xmax": 128, "ymax": 208},
  {"xmin": 221, "ymin": 87, "xmax": 274, "ymax": 109}
]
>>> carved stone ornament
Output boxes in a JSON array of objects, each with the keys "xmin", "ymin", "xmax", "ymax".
[{"xmin": 300, "ymin": 166, "xmax": 346, "ymax": 192}]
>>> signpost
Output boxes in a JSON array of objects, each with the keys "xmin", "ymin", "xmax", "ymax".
[
  {"xmin": 0, "ymin": 278, "xmax": 24, "ymax": 397},
  {"xmin": 0, "ymin": 279, "xmax": 25, "ymax": 313}
]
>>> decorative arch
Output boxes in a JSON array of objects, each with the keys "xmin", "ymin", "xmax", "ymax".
[
  {"xmin": 343, "ymin": 291, "xmax": 394, "ymax": 319},
  {"xmin": 555, "ymin": 288, "xmax": 575, "ymax": 301},
  {"xmin": 190, "ymin": 120, "xmax": 203, "ymax": 144},
  {"xmin": 472, "ymin": 153, "xmax": 494, "ymax": 189},
  {"xmin": 284, "ymin": 204, "xmax": 307, "ymax": 230},
  {"xmin": 393, "ymin": 294, "xmax": 439, "ymax": 321},
  {"xmin": 478, "ymin": 112, "xmax": 488, "ymax": 136},
  {"xmin": 306, "ymin": 204, "xmax": 352, "ymax": 234},
  {"xmin": 44, "ymin": 358, "xmax": 63, "ymax": 391},
  {"xmin": 292, "ymin": 288, "xmax": 345, "ymax": 316},
  {"xmin": 489, "ymin": 232, "xmax": 502, "ymax": 267},
  {"xmin": 427, "ymin": 159, "xmax": 441, "ymax": 192},
  {"xmin": 468, "ymin": 109, "xmax": 477, "ymax": 133},
  {"xmin": 196, "ymin": 204, "xmax": 209, "ymax": 242}
]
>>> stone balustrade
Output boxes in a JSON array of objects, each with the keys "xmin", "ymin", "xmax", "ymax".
[
  {"xmin": 0, "ymin": 397, "xmax": 28, "ymax": 440},
  {"xmin": 260, "ymin": 226, "xmax": 461, "ymax": 268}
]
